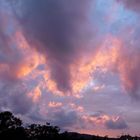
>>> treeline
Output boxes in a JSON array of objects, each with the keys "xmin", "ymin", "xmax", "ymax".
[{"xmin": 0, "ymin": 111, "xmax": 139, "ymax": 140}]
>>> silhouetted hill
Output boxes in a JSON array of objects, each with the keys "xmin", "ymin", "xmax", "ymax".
[
  {"xmin": 60, "ymin": 132, "xmax": 118, "ymax": 140},
  {"xmin": 0, "ymin": 111, "xmax": 139, "ymax": 140}
]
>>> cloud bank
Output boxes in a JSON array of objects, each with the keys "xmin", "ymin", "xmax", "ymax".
[{"xmin": 11, "ymin": 0, "xmax": 95, "ymax": 93}]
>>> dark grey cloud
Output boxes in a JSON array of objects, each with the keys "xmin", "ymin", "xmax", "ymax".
[
  {"xmin": 105, "ymin": 117, "xmax": 128, "ymax": 130},
  {"xmin": 0, "ymin": 82, "xmax": 33, "ymax": 115},
  {"xmin": 49, "ymin": 109, "xmax": 78, "ymax": 128},
  {"xmin": 10, "ymin": 0, "xmax": 94, "ymax": 93}
]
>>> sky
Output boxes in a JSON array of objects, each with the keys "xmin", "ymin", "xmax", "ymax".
[{"xmin": 0, "ymin": 0, "xmax": 140, "ymax": 137}]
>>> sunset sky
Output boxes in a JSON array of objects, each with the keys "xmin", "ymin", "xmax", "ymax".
[{"xmin": 0, "ymin": 0, "xmax": 140, "ymax": 137}]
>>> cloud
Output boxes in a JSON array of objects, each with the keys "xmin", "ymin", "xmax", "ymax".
[
  {"xmin": 105, "ymin": 117, "xmax": 128, "ymax": 130},
  {"xmin": 10, "ymin": 0, "xmax": 95, "ymax": 93},
  {"xmin": 116, "ymin": 46, "xmax": 140, "ymax": 97},
  {"xmin": 8, "ymin": 0, "xmax": 140, "ymax": 98},
  {"xmin": 91, "ymin": 35, "xmax": 140, "ymax": 97},
  {"xmin": 0, "ymin": 82, "xmax": 33, "ymax": 114},
  {"xmin": 82, "ymin": 112, "xmax": 128, "ymax": 130},
  {"xmin": 0, "ymin": 3, "xmax": 43, "ymax": 115},
  {"xmin": 117, "ymin": 0, "xmax": 140, "ymax": 12},
  {"xmin": 48, "ymin": 101, "xmax": 63, "ymax": 108},
  {"xmin": 49, "ymin": 109, "xmax": 78, "ymax": 129}
]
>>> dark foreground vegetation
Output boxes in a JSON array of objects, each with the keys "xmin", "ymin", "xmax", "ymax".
[{"xmin": 0, "ymin": 111, "xmax": 139, "ymax": 140}]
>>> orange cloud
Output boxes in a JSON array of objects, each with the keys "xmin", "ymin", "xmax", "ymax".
[
  {"xmin": 82, "ymin": 114, "xmax": 123, "ymax": 127},
  {"xmin": 13, "ymin": 31, "xmax": 127, "ymax": 97},
  {"xmin": 93, "ymin": 84, "xmax": 105, "ymax": 92},
  {"xmin": 12, "ymin": 30, "xmax": 139, "ymax": 97},
  {"xmin": 48, "ymin": 101, "xmax": 63, "ymax": 108},
  {"xmin": 69, "ymin": 103, "xmax": 84, "ymax": 112},
  {"xmin": 37, "ymin": 35, "xmax": 123, "ymax": 95},
  {"xmin": 15, "ymin": 32, "xmax": 40, "ymax": 78},
  {"xmin": 82, "ymin": 114, "xmax": 110, "ymax": 125},
  {"xmin": 28, "ymin": 86, "xmax": 42, "ymax": 103},
  {"xmin": 43, "ymin": 73, "xmax": 64, "ymax": 96},
  {"xmin": 70, "ymin": 36, "xmax": 121, "ymax": 94},
  {"xmin": 116, "ymin": 47, "xmax": 140, "ymax": 95}
]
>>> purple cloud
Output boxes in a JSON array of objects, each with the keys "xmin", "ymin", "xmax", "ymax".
[
  {"xmin": 117, "ymin": 0, "xmax": 140, "ymax": 12},
  {"xmin": 105, "ymin": 117, "xmax": 128, "ymax": 130},
  {"xmin": 11, "ymin": 0, "xmax": 94, "ymax": 93}
]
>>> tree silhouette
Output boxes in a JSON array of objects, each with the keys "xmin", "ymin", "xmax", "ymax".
[
  {"xmin": 27, "ymin": 123, "xmax": 60, "ymax": 140},
  {"xmin": 0, "ymin": 111, "xmax": 22, "ymax": 131},
  {"xmin": 0, "ymin": 111, "xmax": 27, "ymax": 140}
]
